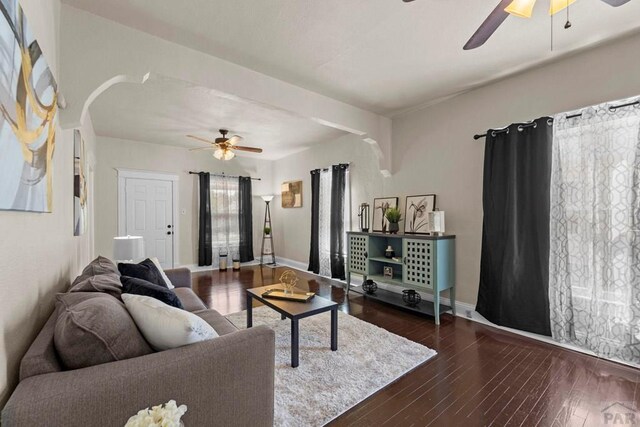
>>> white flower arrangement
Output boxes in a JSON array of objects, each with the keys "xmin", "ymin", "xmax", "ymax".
[{"xmin": 125, "ymin": 400, "xmax": 187, "ymax": 427}]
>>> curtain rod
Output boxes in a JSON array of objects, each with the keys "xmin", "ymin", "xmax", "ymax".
[
  {"xmin": 473, "ymin": 100, "xmax": 639, "ymax": 140},
  {"xmin": 188, "ymin": 171, "xmax": 261, "ymax": 181}
]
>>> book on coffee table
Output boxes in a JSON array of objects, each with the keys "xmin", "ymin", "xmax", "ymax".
[{"xmin": 261, "ymin": 288, "xmax": 315, "ymax": 302}]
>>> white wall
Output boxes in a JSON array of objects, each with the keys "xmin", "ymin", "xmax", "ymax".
[
  {"xmin": 0, "ymin": 0, "xmax": 97, "ymax": 407},
  {"xmin": 94, "ymin": 137, "xmax": 273, "ymax": 266},
  {"xmin": 272, "ymin": 32, "xmax": 640, "ymax": 307},
  {"xmin": 270, "ymin": 134, "xmax": 385, "ymax": 265}
]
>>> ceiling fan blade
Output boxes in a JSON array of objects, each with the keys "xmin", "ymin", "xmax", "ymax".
[
  {"xmin": 226, "ymin": 135, "xmax": 244, "ymax": 146},
  {"xmin": 232, "ymin": 146, "xmax": 263, "ymax": 153},
  {"xmin": 600, "ymin": 0, "xmax": 630, "ymax": 6},
  {"xmin": 463, "ymin": 0, "xmax": 512, "ymax": 50},
  {"xmin": 186, "ymin": 134, "xmax": 217, "ymax": 145},
  {"xmin": 189, "ymin": 146, "xmax": 215, "ymax": 151}
]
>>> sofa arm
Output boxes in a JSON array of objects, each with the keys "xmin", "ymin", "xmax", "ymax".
[
  {"xmin": 165, "ymin": 267, "xmax": 192, "ymax": 288},
  {"xmin": 2, "ymin": 326, "xmax": 275, "ymax": 427}
]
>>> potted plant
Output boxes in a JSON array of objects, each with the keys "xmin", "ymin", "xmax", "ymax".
[
  {"xmin": 385, "ymin": 207, "xmax": 402, "ymax": 234},
  {"xmin": 264, "ymin": 226, "xmax": 272, "ymax": 235}
]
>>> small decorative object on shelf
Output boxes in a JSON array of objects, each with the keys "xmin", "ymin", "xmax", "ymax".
[
  {"xmin": 383, "ymin": 266, "xmax": 394, "ymax": 279},
  {"xmin": 384, "ymin": 207, "xmax": 402, "ymax": 234},
  {"xmin": 358, "ymin": 203, "xmax": 370, "ymax": 232},
  {"xmin": 263, "ymin": 226, "xmax": 271, "ymax": 235},
  {"xmin": 428, "ymin": 210, "xmax": 446, "ymax": 235},
  {"xmin": 125, "ymin": 400, "xmax": 187, "ymax": 427},
  {"xmin": 219, "ymin": 249, "xmax": 228, "ymax": 271},
  {"xmin": 279, "ymin": 269, "xmax": 299, "ymax": 294},
  {"xmin": 384, "ymin": 245, "xmax": 395, "ymax": 258},
  {"xmin": 232, "ymin": 252, "xmax": 240, "ymax": 271},
  {"xmin": 362, "ymin": 279, "xmax": 378, "ymax": 294},
  {"xmin": 402, "ymin": 289, "xmax": 422, "ymax": 307}
]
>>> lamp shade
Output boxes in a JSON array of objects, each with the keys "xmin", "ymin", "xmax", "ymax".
[
  {"xmin": 113, "ymin": 235, "xmax": 144, "ymax": 262},
  {"xmin": 504, "ymin": 0, "xmax": 536, "ymax": 18},
  {"xmin": 261, "ymin": 195, "xmax": 275, "ymax": 202}
]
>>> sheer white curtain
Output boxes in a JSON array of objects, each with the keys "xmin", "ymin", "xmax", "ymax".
[
  {"xmin": 549, "ymin": 97, "xmax": 640, "ymax": 365},
  {"xmin": 317, "ymin": 168, "xmax": 351, "ymax": 278},
  {"xmin": 318, "ymin": 169, "xmax": 332, "ymax": 277},
  {"xmin": 210, "ymin": 175, "xmax": 240, "ymax": 268}
]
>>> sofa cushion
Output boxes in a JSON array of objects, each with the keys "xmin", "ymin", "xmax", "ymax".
[
  {"xmin": 71, "ymin": 256, "xmax": 120, "ymax": 287},
  {"xmin": 193, "ymin": 309, "xmax": 238, "ymax": 336},
  {"xmin": 173, "ymin": 287, "xmax": 207, "ymax": 312},
  {"xmin": 122, "ymin": 294, "xmax": 218, "ymax": 351},
  {"xmin": 118, "ymin": 258, "xmax": 168, "ymax": 288},
  {"xmin": 69, "ymin": 273, "xmax": 122, "ymax": 298},
  {"xmin": 54, "ymin": 293, "xmax": 153, "ymax": 370},
  {"xmin": 121, "ymin": 276, "xmax": 183, "ymax": 309}
]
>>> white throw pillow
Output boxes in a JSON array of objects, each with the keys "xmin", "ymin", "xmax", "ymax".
[
  {"xmin": 150, "ymin": 257, "xmax": 175, "ymax": 289},
  {"xmin": 122, "ymin": 294, "xmax": 218, "ymax": 351}
]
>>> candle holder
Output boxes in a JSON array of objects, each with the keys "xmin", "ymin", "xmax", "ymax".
[{"xmin": 358, "ymin": 203, "xmax": 370, "ymax": 233}]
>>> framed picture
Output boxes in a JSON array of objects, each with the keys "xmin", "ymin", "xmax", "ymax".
[
  {"xmin": 281, "ymin": 180, "xmax": 303, "ymax": 208},
  {"xmin": 74, "ymin": 130, "xmax": 88, "ymax": 236},
  {"xmin": 0, "ymin": 0, "xmax": 58, "ymax": 212},
  {"xmin": 404, "ymin": 195, "xmax": 437, "ymax": 234},
  {"xmin": 372, "ymin": 197, "xmax": 399, "ymax": 233}
]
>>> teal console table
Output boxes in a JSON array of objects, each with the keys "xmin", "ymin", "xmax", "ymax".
[{"xmin": 346, "ymin": 232, "xmax": 456, "ymax": 325}]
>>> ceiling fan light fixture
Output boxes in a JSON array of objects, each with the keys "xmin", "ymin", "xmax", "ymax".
[
  {"xmin": 223, "ymin": 150, "xmax": 235, "ymax": 160},
  {"xmin": 505, "ymin": 0, "xmax": 536, "ymax": 17},
  {"xmin": 549, "ymin": 0, "xmax": 577, "ymax": 15},
  {"xmin": 213, "ymin": 148, "xmax": 225, "ymax": 160}
]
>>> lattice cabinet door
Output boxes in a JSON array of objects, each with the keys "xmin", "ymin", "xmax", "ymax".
[
  {"xmin": 402, "ymin": 238, "xmax": 434, "ymax": 289},
  {"xmin": 348, "ymin": 234, "xmax": 369, "ymax": 275}
]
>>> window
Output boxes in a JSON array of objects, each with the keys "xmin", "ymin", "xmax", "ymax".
[{"xmin": 210, "ymin": 176, "xmax": 240, "ymax": 263}]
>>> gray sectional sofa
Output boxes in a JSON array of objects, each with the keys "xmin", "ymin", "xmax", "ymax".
[{"xmin": 1, "ymin": 266, "xmax": 275, "ymax": 426}]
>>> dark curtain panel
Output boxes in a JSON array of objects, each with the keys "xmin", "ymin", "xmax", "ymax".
[
  {"xmin": 238, "ymin": 176, "xmax": 254, "ymax": 263},
  {"xmin": 330, "ymin": 164, "xmax": 349, "ymax": 280},
  {"xmin": 476, "ymin": 117, "xmax": 552, "ymax": 336},
  {"xmin": 198, "ymin": 172, "xmax": 212, "ymax": 266},
  {"xmin": 307, "ymin": 169, "xmax": 321, "ymax": 274}
]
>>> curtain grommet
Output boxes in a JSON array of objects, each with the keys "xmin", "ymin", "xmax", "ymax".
[{"xmin": 517, "ymin": 125, "xmax": 523, "ymax": 132}]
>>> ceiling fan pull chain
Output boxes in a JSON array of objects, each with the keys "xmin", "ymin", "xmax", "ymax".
[{"xmin": 565, "ymin": 0, "xmax": 572, "ymax": 29}]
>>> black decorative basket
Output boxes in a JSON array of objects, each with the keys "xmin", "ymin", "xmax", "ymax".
[
  {"xmin": 362, "ymin": 279, "xmax": 378, "ymax": 295},
  {"xmin": 402, "ymin": 289, "xmax": 421, "ymax": 307}
]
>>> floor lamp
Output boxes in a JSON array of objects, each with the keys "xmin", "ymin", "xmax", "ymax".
[{"xmin": 260, "ymin": 195, "xmax": 276, "ymax": 266}]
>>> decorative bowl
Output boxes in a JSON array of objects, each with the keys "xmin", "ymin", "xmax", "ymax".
[
  {"xmin": 402, "ymin": 289, "xmax": 421, "ymax": 307},
  {"xmin": 362, "ymin": 279, "xmax": 378, "ymax": 294}
]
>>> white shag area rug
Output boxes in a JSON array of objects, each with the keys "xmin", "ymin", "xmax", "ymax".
[{"xmin": 226, "ymin": 306, "xmax": 437, "ymax": 427}]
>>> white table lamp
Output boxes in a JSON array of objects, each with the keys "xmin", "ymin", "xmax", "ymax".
[{"xmin": 113, "ymin": 236, "xmax": 144, "ymax": 262}]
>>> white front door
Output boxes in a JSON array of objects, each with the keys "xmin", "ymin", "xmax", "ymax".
[{"xmin": 124, "ymin": 178, "xmax": 174, "ymax": 268}]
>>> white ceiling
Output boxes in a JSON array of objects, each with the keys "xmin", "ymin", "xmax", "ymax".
[
  {"xmin": 89, "ymin": 78, "xmax": 346, "ymax": 160},
  {"xmin": 64, "ymin": 0, "xmax": 640, "ymax": 115}
]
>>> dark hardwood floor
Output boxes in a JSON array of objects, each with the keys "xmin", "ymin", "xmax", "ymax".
[{"xmin": 193, "ymin": 265, "xmax": 639, "ymax": 427}]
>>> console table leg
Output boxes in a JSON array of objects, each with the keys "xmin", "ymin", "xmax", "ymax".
[
  {"xmin": 434, "ymin": 291, "xmax": 440, "ymax": 326},
  {"xmin": 345, "ymin": 271, "xmax": 351, "ymax": 296},
  {"xmin": 291, "ymin": 319, "xmax": 299, "ymax": 368},
  {"xmin": 450, "ymin": 287, "xmax": 456, "ymax": 316},
  {"xmin": 246, "ymin": 294, "xmax": 253, "ymax": 328},
  {"xmin": 331, "ymin": 308, "xmax": 338, "ymax": 351}
]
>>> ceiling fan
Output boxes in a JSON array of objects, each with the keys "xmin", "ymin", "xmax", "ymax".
[
  {"xmin": 402, "ymin": 0, "xmax": 631, "ymax": 50},
  {"xmin": 187, "ymin": 129, "xmax": 263, "ymax": 161}
]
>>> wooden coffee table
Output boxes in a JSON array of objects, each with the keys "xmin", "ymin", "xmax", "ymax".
[{"xmin": 246, "ymin": 284, "xmax": 338, "ymax": 368}]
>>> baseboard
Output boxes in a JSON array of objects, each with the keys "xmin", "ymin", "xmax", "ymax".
[{"xmin": 180, "ymin": 260, "xmax": 260, "ymax": 272}]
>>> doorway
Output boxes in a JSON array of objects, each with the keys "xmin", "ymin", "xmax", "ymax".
[{"xmin": 117, "ymin": 169, "xmax": 179, "ymax": 268}]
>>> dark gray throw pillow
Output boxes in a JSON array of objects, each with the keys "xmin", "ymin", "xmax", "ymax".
[
  {"xmin": 118, "ymin": 259, "xmax": 168, "ymax": 288},
  {"xmin": 54, "ymin": 292, "xmax": 153, "ymax": 370},
  {"xmin": 71, "ymin": 256, "xmax": 120, "ymax": 288},
  {"xmin": 121, "ymin": 276, "xmax": 183, "ymax": 309}
]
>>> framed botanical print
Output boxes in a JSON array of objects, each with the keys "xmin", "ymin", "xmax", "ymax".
[
  {"xmin": 404, "ymin": 194, "xmax": 437, "ymax": 234},
  {"xmin": 372, "ymin": 197, "xmax": 399, "ymax": 233}
]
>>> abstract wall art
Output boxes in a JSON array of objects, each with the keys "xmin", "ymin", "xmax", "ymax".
[
  {"xmin": 73, "ymin": 130, "xmax": 87, "ymax": 235},
  {"xmin": 0, "ymin": 0, "xmax": 58, "ymax": 212},
  {"xmin": 281, "ymin": 180, "xmax": 302, "ymax": 208}
]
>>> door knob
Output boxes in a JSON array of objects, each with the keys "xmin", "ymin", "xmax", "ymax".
[
  {"xmin": 167, "ymin": 225, "xmax": 172, "ymax": 228},
  {"xmin": 167, "ymin": 231, "xmax": 172, "ymax": 235}
]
